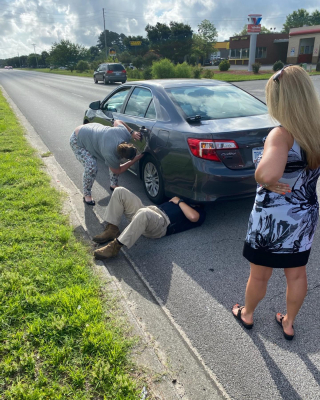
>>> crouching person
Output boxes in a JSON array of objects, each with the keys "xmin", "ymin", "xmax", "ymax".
[{"xmin": 93, "ymin": 187, "xmax": 206, "ymax": 260}]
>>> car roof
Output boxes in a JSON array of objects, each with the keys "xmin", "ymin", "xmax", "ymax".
[{"xmin": 124, "ymin": 79, "xmax": 232, "ymax": 89}]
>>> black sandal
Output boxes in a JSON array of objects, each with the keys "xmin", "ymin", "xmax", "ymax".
[
  {"xmin": 275, "ymin": 313, "xmax": 294, "ymax": 340},
  {"xmin": 232, "ymin": 304, "xmax": 254, "ymax": 330},
  {"xmin": 83, "ymin": 197, "xmax": 95, "ymax": 206}
]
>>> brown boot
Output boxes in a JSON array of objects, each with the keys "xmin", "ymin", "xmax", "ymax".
[
  {"xmin": 92, "ymin": 224, "xmax": 120, "ymax": 244},
  {"xmin": 94, "ymin": 239, "xmax": 122, "ymax": 260}
]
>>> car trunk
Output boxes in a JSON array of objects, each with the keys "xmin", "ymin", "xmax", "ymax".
[{"xmin": 188, "ymin": 114, "xmax": 276, "ymax": 170}]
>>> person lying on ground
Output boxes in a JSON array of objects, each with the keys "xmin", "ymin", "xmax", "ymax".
[
  {"xmin": 70, "ymin": 120, "xmax": 143, "ymax": 206},
  {"xmin": 93, "ymin": 187, "xmax": 206, "ymax": 260}
]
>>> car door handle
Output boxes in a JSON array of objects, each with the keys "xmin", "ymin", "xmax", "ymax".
[{"xmin": 140, "ymin": 126, "xmax": 148, "ymax": 134}]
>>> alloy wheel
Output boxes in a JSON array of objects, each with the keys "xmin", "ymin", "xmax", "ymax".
[{"xmin": 144, "ymin": 162, "xmax": 159, "ymax": 198}]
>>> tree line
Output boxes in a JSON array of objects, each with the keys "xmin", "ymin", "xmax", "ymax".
[{"xmin": 1, "ymin": 8, "xmax": 318, "ymax": 70}]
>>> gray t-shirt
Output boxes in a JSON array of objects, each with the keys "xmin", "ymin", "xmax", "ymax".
[{"xmin": 77, "ymin": 123, "xmax": 131, "ymax": 169}]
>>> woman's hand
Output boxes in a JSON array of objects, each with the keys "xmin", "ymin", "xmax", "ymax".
[
  {"xmin": 261, "ymin": 182, "xmax": 291, "ymax": 195},
  {"xmin": 133, "ymin": 153, "xmax": 144, "ymax": 162},
  {"xmin": 131, "ymin": 131, "xmax": 141, "ymax": 141}
]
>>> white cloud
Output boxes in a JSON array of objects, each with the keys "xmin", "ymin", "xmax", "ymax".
[{"xmin": 1, "ymin": 0, "xmax": 320, "ymax": 59}]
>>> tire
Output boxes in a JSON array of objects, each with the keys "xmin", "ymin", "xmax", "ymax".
[
  {"xmin": 121, "ymin": 80, "xmax": 126, "ymax": 84},
  {"xmin": 94, "ymin": 77, "xmax": 98, "ymax": 84},
  {"xmin": 103, "ymin": 76, "xmax": 109, "ymax": 85},
  {"xmin": 142, "ymin": 156, "xmax": 165, "ymax": 204}
]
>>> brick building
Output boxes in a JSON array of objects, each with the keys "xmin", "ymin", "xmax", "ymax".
[{"xmin": 228, "ymin": 33, "xmax": 289, "ymax": 65}]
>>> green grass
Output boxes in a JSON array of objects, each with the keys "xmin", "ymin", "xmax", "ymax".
[
  {"xmin": 0, "ymin": 92, "xmax": 142, "ymax": 398},
  {"xmin": 212, "ymin": 72, "xmax": 274, "ymax": 81}
]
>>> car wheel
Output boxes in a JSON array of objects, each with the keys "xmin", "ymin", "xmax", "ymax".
[
  {"xmin": 142, "ymin": 156, "xmax": 165, "ymax": 204},
  {"xmin": 94, "ymin": 77, "xmax": 98, "ymax": 84},
  {"xmin": 103, "ymin": 77, "xmax": 109, "ymax": 85},
  {"xmin": 122, "ymin": 80, "xmax": 126, "ymax": 84}
]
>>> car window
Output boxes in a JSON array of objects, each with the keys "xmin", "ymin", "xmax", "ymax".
[
  {"xmin": 124, "ymin": 87, "xmax": 153, "ymax": 117},
  {"xmin": 108, "ymin": 64, "xmax": 125, "ymax": 71},
  {"xmin": 166, "ymin": 85, "xmax": 268, "ymax": 120},
  {"xmin": 99, "ymin": 64, "xmax": 107, "ymax": 71},
  {"xmin": 102, "ymin": 87, "xmax": 131, "ymax": 112},
  {"xmin": 145, "ymin": 100, "xmax": 156, "ymax": 119}
]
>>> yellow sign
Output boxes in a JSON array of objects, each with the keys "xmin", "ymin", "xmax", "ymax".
[{"xmin": 130, "ymin": 41, "xmax": 142, "ymax": 46}]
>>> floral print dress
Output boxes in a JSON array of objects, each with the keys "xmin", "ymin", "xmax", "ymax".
[{"xmin": 243, "ymin": 140, "xmax": 320, "ymax": 268}]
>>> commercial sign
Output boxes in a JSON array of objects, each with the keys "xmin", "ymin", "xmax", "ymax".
[
  {"xmin": 130, "ymin": 41, "xmax": 142, "ymax": 46},
  {"xmin": 247, "ymin": 14, "xmax": 262, "ymax": 34},
  {"xmin": 109, "ymin": 48, "xmax": 116, "ymax": 56}
]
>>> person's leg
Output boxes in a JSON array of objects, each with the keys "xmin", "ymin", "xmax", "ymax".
[
  {"xmin": 233, "ymin": 263, "xmax": 273, "ymax": 325},
  {"xmin": 70, "ymin": 132, "xmax": 97, "ymax": 201},
  {"xmin": 105, "ymin": 187, "xmax": 144, "ymax": 226},
  {"xmin": 117, "ymin": 208, "xmax": 167, "ymax": 249},
  {"xmin": 93, "ymin": 187, "xmax": 144, "ymax": 244},
  {"xmin": 277, "ymin": 266, "xmax": 307, "ymax": 336},
  {"xmin": 109, "ymin": 168, "xmax": 119, "ymax": 190}
]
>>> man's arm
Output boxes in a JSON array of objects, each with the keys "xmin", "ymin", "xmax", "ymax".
[
  {"xmin": 169, "ymin": 197, "xmax": 200, "ymax": 222},
  {"xmin": 114, "ymin": 120, "xmax": 141, "ymax": 141}
]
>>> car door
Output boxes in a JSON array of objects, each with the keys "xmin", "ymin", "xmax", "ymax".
[
  {"xmin": 120, "ymin": 86, "xmax": 157, "ymax": 173},
  {"xmin": 95, "ymin": 64, "xmax": 106, "ymax": 81},
  {"xmin": 93, "ymin": 86, "xmax": 132, "ymax": 126}
]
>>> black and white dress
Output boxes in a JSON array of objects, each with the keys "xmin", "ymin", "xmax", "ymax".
[{"xmin": 243, "ymin": 140, "xmax": 320, "ymax": 268}]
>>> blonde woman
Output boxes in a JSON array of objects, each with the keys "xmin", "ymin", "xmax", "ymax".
[{"xmin": 232, "ymin": 65, "xmax": 320, "ymax": 340}]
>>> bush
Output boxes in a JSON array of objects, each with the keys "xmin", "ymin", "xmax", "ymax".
[
  {"xmin": 175, "ymin": 62, "xmax": 192, "ymax": 78},
  {"xmin": 273, "ymin": 60, "xmax": 284, "ymax": 71},
  {"xmin": 143, "ymin": 67, "xmax": 152, "ymax": 80},
  {"xmin": 219, "ymin": 60, "xmax": 230, "ymax": 71},
  {"xmin": 252, "ymin": 62, "xmax": 261, "ymax": 74},
  {"xmin": 127, "ymin": 69, "xmax": 143, "ymax": 79},
  {"xmin": 76, "ymin": 60, "xmax": 90, "ymax": 72},
  {"xmin": 151, "ymin": 58, "xmax": 175, "ymax": 79},
  {"xmin": 192, "ymin": 66, "xmax": 203, "ymax": 78},
  {"xmin": 203, "ymin": 69, "xmax": 214, "ymax": 79}
]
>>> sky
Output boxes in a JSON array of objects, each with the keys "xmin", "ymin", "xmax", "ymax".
[{"xmin": 1, "ymin": 0, "xmax": 320, "ymax": 59}]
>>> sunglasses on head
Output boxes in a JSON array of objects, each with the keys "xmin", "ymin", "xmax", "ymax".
[{"xmin": 273, "ymin": 64, "xmax": 293, "ymax": 83}]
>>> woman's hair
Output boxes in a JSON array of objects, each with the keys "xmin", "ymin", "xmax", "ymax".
[
  {"xmin": 265, "ymin": 65, "xmax": 320, "ymax": 169},
  {"xmin": 117, "ymin": 142, "xmax": 137, "ymax": 160}
]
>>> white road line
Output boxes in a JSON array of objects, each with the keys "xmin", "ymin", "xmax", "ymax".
[{"xmin": 72, "ymin": 93, "xmax": 83, "ymax": 97}]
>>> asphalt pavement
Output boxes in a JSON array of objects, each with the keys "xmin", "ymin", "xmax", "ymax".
[{"xmin": 1, "ymin": 70, "xmax": 320, "ymax": 399}]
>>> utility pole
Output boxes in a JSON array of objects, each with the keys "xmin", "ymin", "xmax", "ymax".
[
  {"xmin": 32, "ymin": 44, "xmax": 39, "ymax": 68},
  {"xmin": 102, "ymin": 8, "xmax": 108, "ymax": 60},
  {"xmin": 18, "ymin": 53, "xmax": 21, "ymax": 67}
]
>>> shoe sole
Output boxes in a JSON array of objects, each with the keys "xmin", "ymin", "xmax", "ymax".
[{"xmin": 275, "ymin": 314, "xmax": 294, "ymax": 340}]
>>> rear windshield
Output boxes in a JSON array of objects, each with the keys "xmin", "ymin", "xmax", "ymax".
[
  {"xmin": 108, "ymin": 64, "xmax": 125, "ymax": 71},
  {"xmin": 166, "ymin": 85, "xmax": 268, "ymax": 120}
]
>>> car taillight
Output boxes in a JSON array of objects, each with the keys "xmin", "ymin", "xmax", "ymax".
[
  {"xmin": 106, "ymin": 70, "xmax": 113, "ymax": 74},
  {"xmin": 187, "ymin": 138, "xmax": 238, "ymax": 162},
  {"xmin": 122, "ymin": 69, "xmax": 126, "ymax": 73}
]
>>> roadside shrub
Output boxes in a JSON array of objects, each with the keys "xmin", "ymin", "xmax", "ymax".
[
  {"xmin": 76, "ymin": 60, "xmax": 90, "ymax": 72},
  {"xmin": 127, "ymin": 69, "xmax": 143, "ymax": 79},
  {"xmin": 189, "ymin": 55, "xmax": 198, "ymax": 66},
  {"xmin": 273, "ymin": 60, "xmax": 284, "ymax": 71},
  {"xmin": 252, "ymin": 62, "xmax": 261, "ymax": 74},
  {"xmin": 175, "ymin": 62, "xmax": 192, "ymax": 78},
  {"xmin": 203, "ymin": 69, "xmax": 214, "ymax": 79},
  {"xmin": 152, "ymin": 58, "xmax": 175, "ymax": 79},
  {"xmin": 143, "ymin": 67, "xmax": 152, "ymax": 80},
  {"xmin": 192, "ymin": 66, "xmax": 203, "ymax": 78},
  {"xmin": 219, "ymin": 60, "xmax": 230, "ymax": 71},
  {"xmin": 91, "ymin": 61, "xmax": 100, "ymax": 71}
]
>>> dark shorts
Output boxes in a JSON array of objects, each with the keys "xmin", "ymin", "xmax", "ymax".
[{"xmin": 243, "ymin": 242, "xmax": 310, "ymax": 268}]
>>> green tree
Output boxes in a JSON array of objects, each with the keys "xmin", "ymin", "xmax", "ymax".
[
  {"xmin": 310, "ymin": 10, "xmax": 320, "ymax": 25},
  {"xmin": 49, "ymin": 40, "xmax": 89, "ymax": 67},
  {"xmin": 123, "ymin": 35, "xmax": 150, "ymax": 56},
  {"xmin": 40, "ymin": 51, "xmax": 50, "ymax": 67},
  {"xmin": 88, "ymin": 46, "xmax": 100, "ymax": 61},
  {"xmin": 196, "ymin": 19, "xmax": 218, "ymax": 64},
  {"xmin": 97, "ymin": 30, "xmax": 127, "ymax": 54},
  {"xmin": 282, "ymin": 9, "xmax": 310, "ymax": 33},
  {"xmin": 146, "ymin": 21, "xmax": 193, "ymax": 63},
  {"xmin": 27, "ymin": 54, "xmax": 39, "ymax": 68}
]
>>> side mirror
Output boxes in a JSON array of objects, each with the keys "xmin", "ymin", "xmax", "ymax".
[{"xmin": 89, "ymin": 100, "xmax": 101, "ymax": 110}]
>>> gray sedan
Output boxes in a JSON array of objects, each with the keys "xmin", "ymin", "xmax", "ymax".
[{"xmin": 83, "ymin": 79, "xmax": 276, "ymax": 204}]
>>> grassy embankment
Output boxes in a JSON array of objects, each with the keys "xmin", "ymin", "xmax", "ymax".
[
  {"xmin": 0, "ymin": 91, "xmax": 143, "ymax": 398},
  {"xmin": 20, "ymin": 66, "xmax": 320, "ymax": 82}
]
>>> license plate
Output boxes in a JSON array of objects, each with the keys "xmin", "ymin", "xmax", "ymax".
[
  {"xmin": 252, "ymin": 147, "xmax": 263, "ymax": 163},
  {"xmin": 115, "ymin": 72, "xmax": 121, "ymax": 75}
]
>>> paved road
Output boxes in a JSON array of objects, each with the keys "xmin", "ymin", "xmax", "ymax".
[{"xmin": 2, "ymin": 69, "xmax": 320, "ymax": 399}]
